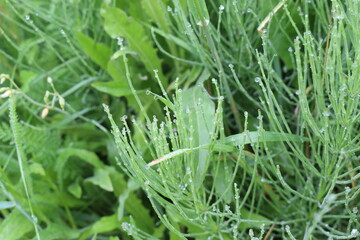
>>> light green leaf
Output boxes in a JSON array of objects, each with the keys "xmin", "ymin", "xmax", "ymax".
[
  {"xmin": 150, "ymin": 27, "xmax": 192, "ymax": 52},
  {"xmin": 19, "ymin": 70, "xmax": 36, "ymax": 92},
  {"xmin": 181, "ymin": 86, "xmax": 215, "ymax": 187},
  {"xmin": 101, "ymin": 6, "xmax": 166, "ymax": 86},
  {"xmin": 123, "ymin": 191, "xmax": 155, "ymax": 234},
  {"xmin": 85, "ymin": 167, "xmax": 114, "ymax": 192},
  {"xmin": 0, "ymin": 210, "xmax": 33, "ymax": 240},
  {"xmin": 29, "ymin": 162, "xmax": 45, "ymax": 176},
  {"xmin": 68, "ymin": 178, "xmax": 82, "ymax": 198},
  {"xmin": 0, "ymin": 201, "xmax": 15, "ymax": 210},
  {"xmin": 106, "ymin": 60, "xmax": 127, "ymax": 83},
  {"xmin": 79, "ymin": 214, "xmax": 129, "ymax": 240},
  {"xmin": 239, "ymin": 208, "xmax": 270, "ymax": 229},
  {"xmin": 57, "ymin": 148, "xmax": 105, "ymax": 190},
  {"xmin": 212, "ymin": 161, "xmax": 234, "ymax": 203},
  {"xmin": 142, "ymin": 0, "xmax": 169, "ymax": 32},
  {"xmin": 75, "ymin": 31, "xmax": 112, "ymax": 70},
  {"xmin": 39, "ymin": 223, "xmax": 81, "ymax": 240},
  {"xmin": 91, "ymin": 81, "xmax": 134, "ymax": 97},
  {"xmin": 117, "ymin": 179, "xmax": 139, "ymax": 220}
]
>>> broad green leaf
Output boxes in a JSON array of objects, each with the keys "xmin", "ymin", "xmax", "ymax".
[
  {"xmin": 39, "ymin": 223, "xmax": 81, "ymax": 240},
  {"xmin": 117, "ymin": 179, "xmax": 139, "ymax": 220},
  {"xmin": 150, "ymin": 27, "xmax": 193, "ymax": 52},
  {"xmin": 124, "ymin": 191, "xmax": 155, "ymax": 234},
  {"xmin": 29, "ymin": 162, "xmax": 45, "ymax": 176},
  {"xmin": 55, "ymin": 191, "xmax": 86, "ymax": 207},
  {"xmin": 79, "ymin": 214, "xmax": 129, "ymax": 240},
  {"xmin": 166, "ymin": 205, "xmax": 204, "ymax": 237},
  {"xmin": 0, "ymin": 210, "xmax": 33, "ymax": 240},
  {"xmin": 68, "ymin": 178, "xmax": 82, "ymax": 198},
  {"xmin": 212, "ymin": 161, "xmax": 234, "ymax": 203},
  {"xmin": 110, "ymin": 170, "xmax": 155, "ymax": 234},
  {"xmin": 182, "ymin": 86, "xmax": 215, "ymax": 188},
  {"xmin": 101, "ymin": 7, "xmax": 166, "ymax": 86},
  {"xmin": 75, "ymin": 31, "xmax": 112, "ymax": 70},
  {"xmin": 19, "ymin": 70, "xmax": 36, "ymax": 92},
  {"xmin": 239, "ymin": 208, "xmax": 270, "ymax": 229},
  {"xmin": 107, "ymin": 60, "xmax": 127, "ymax": 83},
  {"xmin": 152, "ymin": 224, "xmax": 166, "ymax": 239},
  {"xmin": 57, "ymin": 148, "xmax": 105, "ymax": 190},
  {"xmin": 91, "ymin": 81, "xmax": 133, "ymax": 97},
  {"xmin": 85, "ymin": 167, "xmax": 114, "ymax": 192},
  {"xmin": 142, "ymin": 0, "xmax": 169, "ymax": 32}
]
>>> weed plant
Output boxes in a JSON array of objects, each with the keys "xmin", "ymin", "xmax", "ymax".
[{"xmin": 0, "ymin": 0, "xmax": 359, "ymax": 239}]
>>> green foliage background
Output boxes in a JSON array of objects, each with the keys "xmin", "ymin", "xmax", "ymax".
[{"xmin": 0, "ymin": 0, "xmax": 359, "ymax": 239}]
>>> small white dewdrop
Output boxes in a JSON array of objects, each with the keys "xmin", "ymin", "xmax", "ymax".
[{"xmin": 197, "ymin": 19, "xmax": 210, "ymax": 27}]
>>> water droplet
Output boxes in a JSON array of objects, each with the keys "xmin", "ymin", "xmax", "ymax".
[
  {"xmin": 352, "ymin": 207, "xmax": 358, "ymax": 214},
  {"xmin": 32, "ymin": 215, "xmax": 38, "ymax": 223},
  {"xmin": 25, "ymin": 15, "xmax": 30, "ymax": 21},
  {"xmin": 296, "ymin": 89, "xmax": 301, "ymax": 95},
  {"xmin": 351, "ymin": 229, "xmax": 358, "ymax": 236},
  {"xmin": 120, "ymin": 115, "xmax": 128, "ymax": 121},
  {"xmin": 60, "ymin": 29, "xmax": 66, "ymax": 36},
  {"xmin": 322, "ymin": 110, "xmax": 331, "ymax": 117},
  {"xmin": 340, "ymin": 148, "xmax": 346, "ymax": 155},
  {"xmin": 254, "ymin": 77, "xmax": 261, "ymax": 83},
  {"xmin": 116, "ymin": 36, "xmax": 123, "ymax": 46},
  {"xmin": 219, "ymin": 5, "xmax": 225, "ymax": 11},
  {"xmin": 196, "ymin": 19, "xmax": 210, "ymax": 27},
  {"xmin": 224, "ymin": 205, "xmax": 231, "ymax": 212}
]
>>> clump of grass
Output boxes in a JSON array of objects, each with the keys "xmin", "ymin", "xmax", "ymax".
[
  {"xmin": 104, "ymin": 0, "xmax": 360, "ymax": 239},
  {"xmin": 0, "ymin": 0, "xmax": 359, "ymax": 239}
]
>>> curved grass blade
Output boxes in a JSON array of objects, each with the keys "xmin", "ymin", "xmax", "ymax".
[{"xmin": 148, "ymin": 131, "xmax": 308, "ymax": 166}]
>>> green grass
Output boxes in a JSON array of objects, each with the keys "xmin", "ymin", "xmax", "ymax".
[{"xmin": 0, "ymin": 0, "xmax": 359, "ymax": 239}]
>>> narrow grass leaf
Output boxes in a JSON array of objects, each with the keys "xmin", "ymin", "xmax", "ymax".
[{"xmin": 0, "ymin": 201, "xmax": 15, "ymax": 210}]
